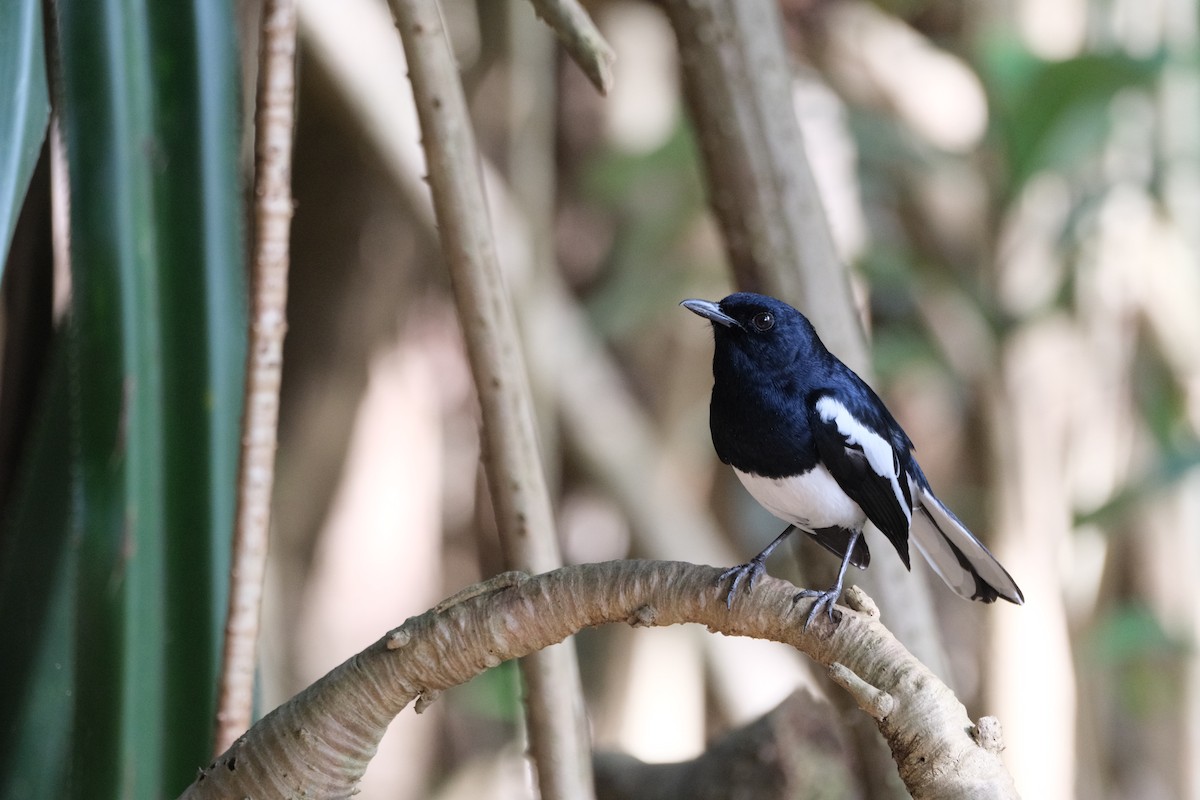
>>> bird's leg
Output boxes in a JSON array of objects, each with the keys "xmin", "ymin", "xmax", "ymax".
[
  {"xmin": 793, "ymin": 528, "xmax": 861, "ymax": 630},
  {"xmin": 717, "ymin": 526, "xmax": 796, "ymax": 610}
]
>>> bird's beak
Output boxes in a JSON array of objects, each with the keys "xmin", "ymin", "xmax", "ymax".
[{"xmin": 680, "ymin": 298, "xmax": 739, "ymax": 328}]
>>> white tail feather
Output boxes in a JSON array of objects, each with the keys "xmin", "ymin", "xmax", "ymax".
[{"xmin": 909, "ymin": 483, "xmax": 1024, "ymax": 604}]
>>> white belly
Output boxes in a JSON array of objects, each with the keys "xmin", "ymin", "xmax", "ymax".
[{"xmin": 734, "ymin": 466, "xmax": 866, "ymax": 531}]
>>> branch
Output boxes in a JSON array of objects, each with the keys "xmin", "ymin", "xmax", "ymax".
[
  {"xmin": 657, "ymin": 0, "xmax": 862, "ymax": 360},
  {"xmin": 387, "ymin": 1, "xmax": 593, "ymax": 797},
  {"xmin": 177, "ymin": 562, "xmax": 1018, "ymax": 799},
  {"xmin": 213, "ymin": 0, "xmax": 297, "ymax": 755},
  {"xmin": 524, "ymin": 0, "xmax": 616, "ymax": 95}
]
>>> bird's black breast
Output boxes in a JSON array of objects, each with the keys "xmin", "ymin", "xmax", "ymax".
[{"xmin": 709, "ymin": 372, "xmax": 820, "ymax": 479}]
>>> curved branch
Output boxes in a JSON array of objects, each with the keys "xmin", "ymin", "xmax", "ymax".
[{"xmin": 178, "ymin": 561, "xmax": 1017, "ymax": 800}]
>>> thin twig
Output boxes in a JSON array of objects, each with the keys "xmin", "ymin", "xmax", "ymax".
[
  {"xmin": 179, "ymin": 561, "xmax": 1019, "ymax": 800},
  {"xmin": 524, "ymin": 0, "xmax": 616, "ymax": 95},
  {"xmin": 213, "ymin": 0, "xmax": 297, "ymax": 756},
  {"xmin": 388, "ymin": 2, "xmax": 594, "ymax": 798}
]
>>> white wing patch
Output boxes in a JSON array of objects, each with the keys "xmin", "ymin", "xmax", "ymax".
[
  {"xmin": 734, "ymin": 465, "xmax": 866, "ymax": 531},
  {"xmin": 814, "ymin": 396, "xmax": 911, "ymax": 523}
]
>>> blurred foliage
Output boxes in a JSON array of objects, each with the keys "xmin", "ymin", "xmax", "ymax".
[
  {"xmin": 979, "ymin": 42, "xmax": 1164, "ymax": 195},
  {"xmin": 856, "ymin": 247, "xmax": 949, "ymax": 381},
  {"xmin": 449, "ymin": 659, "xmax": 524, "ymax": 723},
  {"xmin": 578, "ymin": 118, "xmax": 712, "ymax": 338},
  {"xmin": 1083, "ymin": 603, "xmax": 1190, "ymax": 716},
  {"xmin": 1132, "ymin": 336, "xmax": 1195, "ymax": 448},
  {"xmin": 1079, "ymin": 340, "xmax": 1200, "ymax": 528}
]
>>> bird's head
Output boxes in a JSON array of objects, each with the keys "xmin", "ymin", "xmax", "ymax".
[{"xmin": 680, "ymin": 292, "xmax": 823, "ymax": 375}]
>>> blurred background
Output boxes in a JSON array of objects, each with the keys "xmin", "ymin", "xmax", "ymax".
[{"xmin": 3, "ymin": 0, "xmax": 1200, "ymax": 798}]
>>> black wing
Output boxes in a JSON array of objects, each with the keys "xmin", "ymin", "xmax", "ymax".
[{"xmin": 807, "ymin": 394, "xmax": 913, "ymax": 568}]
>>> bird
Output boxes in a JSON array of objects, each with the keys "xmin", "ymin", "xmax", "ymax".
[{"xmin": 681, "ymin": 291, "xmax": 1024, "ymax": 629}]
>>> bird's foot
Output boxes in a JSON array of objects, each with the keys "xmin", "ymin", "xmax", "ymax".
[
  {"xmin": 793, "ymin": 585, "xmax": 844, "ymax": 631},
  {"xmin": 716, "ymin": 556, "xmax": 770, "ymax": 610}
]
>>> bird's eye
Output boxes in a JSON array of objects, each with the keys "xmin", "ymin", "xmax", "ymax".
[{"xmin": 751, "ymin": 311, "xmax": 774, "ymax": 331}]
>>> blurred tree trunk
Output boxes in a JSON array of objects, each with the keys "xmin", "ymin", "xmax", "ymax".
[{"xmin": 594, "ymin": 689, "xmax": 864, "ymax": 800}]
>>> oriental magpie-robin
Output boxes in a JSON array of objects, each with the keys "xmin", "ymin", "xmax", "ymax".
[{"xmin": 682, "ymin": 292, "xmax": 1023, "ymax": 628}]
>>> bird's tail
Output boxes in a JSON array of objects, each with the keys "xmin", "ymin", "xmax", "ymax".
[{"xmin": 909, "ymin": 483, "xmax": 1024, "ymax": 605}]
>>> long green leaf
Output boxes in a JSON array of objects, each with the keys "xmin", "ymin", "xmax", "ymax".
[
  {"xmin": 0, "ymin": 342, "xmax": 73, "ymax": 800},
  {"xmin": 55, "ymin": 0, "xmax": 245, "ymax": 795},
  {"xmin": 147, "ymin": 0, "xmax": 245, "ymax": 787},
  {"xmin": 0, "ymin": 0, "xmax": 49, "ymax": 270},
  {"xmin": 57, "ymin": 1, "xmax": 167, "ymax": 794}
]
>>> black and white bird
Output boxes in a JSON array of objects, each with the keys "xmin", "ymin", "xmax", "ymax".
[{"xmin": 682, "ymin": 292, "xmax": 1024, "ymax": 628}]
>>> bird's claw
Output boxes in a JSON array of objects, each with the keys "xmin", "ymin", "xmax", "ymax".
[
  {"xmin": 716, "ymin": 557, "xmax": 768, "ymax": 610},
  {"xmin": 793, "ymin": 586, "xmax": 843, "ymax": 631}
]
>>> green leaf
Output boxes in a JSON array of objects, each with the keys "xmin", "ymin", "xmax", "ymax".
[
  {"xmin": 0, "ymin": 0, "xmax": 49, "ymax": 270},
  {"xmin": 147, "ymin": 2, "xmax": 246, "ymax": 786},
  {"xmin": 54, "ymin": 0, "xmax": 245, "ymax": 795},
  {"xmin": 57, "ymin": 1, "xmax": 169, "ymax": 792},
  {"xmin": 0, "ymin": 341, "xmax": 73, "ymax": 799},
  {"xmin": 981, "ymin": 42, "xmax": 1163, "ymax": 192}
]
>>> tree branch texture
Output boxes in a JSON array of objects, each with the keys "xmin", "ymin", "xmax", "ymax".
[
  {"xmin": 178, "ymin": 561, "xmax": 1017, "ymax": 800},
  {"xmin": 524, "ymin": 0, "xmax": 615, "ymax": 95},
  {"xmin": 214, "ymin": 0, "xmax": 297, "ymax": 756},
  {"xmin": 657, "ymin": 0, "xmax": 861, "ymax": 360}
]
